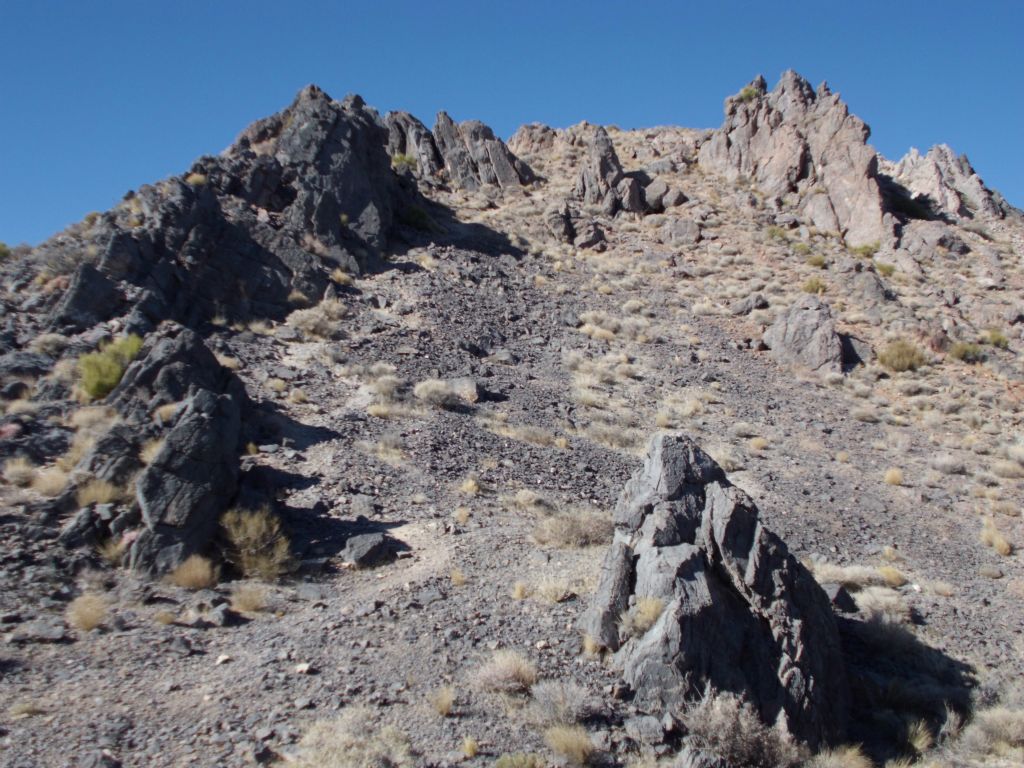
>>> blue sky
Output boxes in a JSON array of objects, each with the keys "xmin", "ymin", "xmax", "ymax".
[{"xmin": 1, "ymin": 1, "xmax": 1021, "ymax": 245}]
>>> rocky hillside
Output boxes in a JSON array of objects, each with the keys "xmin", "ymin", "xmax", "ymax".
[{"xmin": 1, "ymin": 71, "xmax": 1022, "ymax": 768}]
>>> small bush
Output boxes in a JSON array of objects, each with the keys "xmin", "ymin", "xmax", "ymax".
[
  {"xmin": 78, "ymin": 335, "xmax": 143, "ymax": 400},
  {"xmin": 391, "ymin": 153, "xmax": 417, "ymax": 171},
  {"xmin": 185, "ymin": 172, "xmax": 208, "ymax": 186},
  {"xmin": 766, "ymin": 226, "xmax": 787, "ymax": 241},
  {"xmin": 31, "ymin": 467, "xmax": 69, "ymax": 497},
  {"xmin": 850, "ymin": 242, "xmax": 880, "ymax": 258},
  {"xmin": 737, "ymin": 85, "xmax": 759, "ymax": 102},
  {"xmin": 532, "ymin": 509, "xmax": 613, "ymax": 548},
  {"xmin": 806, "ymin": 254, "xmax": 826, "ymax": 268},
  {"xmin": 286, "ymin": 298, "xmax": 348, "ymax": 340},
  {"xmin": 221, "ymin": 506, "xmax": 293, "ymax": 580},
  {"xmin": 230, "ymin": 583, "xmax": 268, "ymax": 613},
  {"xmin": 529, "ymin": 681, "xmax": 590, "ymax": 725},
  {"xmin": 878, "ymin": 339, "xmax": 927, "ymax": 372},
  {"xmin": 76, "ymin": 479, "xmax": 127, "ymax": 507},
  {"xmin": 429, "ymin": 685, "xmax": 455, "ymax": 717},
  {"xmin": 167, "ymin": 554, "xmax": 219, "ymax": 589},
  {"xmin": 475, "ymin": 650, "xmax": 537, "ymax": 694},
  {"xmin": 874, "ymin": 261, "xmax": 896, "ymax": 277},
  {"xmin": 3, "ymin": 457, "xmax": 36, "ymax": 486},
  {"xmin": 806, "ymin": 745, "xmax": 873, "ymax": 768},
  {"xmin": 619, "ymin": 596, "xmax": 665, "ymax": 639},
  {"xmin": 544, "ymin": 725, "xmax": 594, "ymax": 766},
  {"xmin": 884, "ymin": 468, "xmax": 904, "ymax": 486},
  {"xmin": 66, "ymin": 593, "xmax": 108, "ymax": 631},
  {"xmin": 791, "ymin": 242, "xmax": 811, "ymax": 256},
  {"xmin": 292, "ymin": 708, "xmax": 414, "ymax": 768},
  {"xmin": 414, "ymin": 379, "xmax": 461, "ymax": 409},
  {"xmin": 802, "ymin": 277, "xmax": 826, "ymax": 294},
  {"xmin": 984, "ymin": 329, "xmax": 1009, "ymax": 349},
  {"xmin": 981, "ymin": 518, "xmax": 1012, "ymax": 556},
  {"xmin": 681, "ymin": 690, "xmax": 799, "ymax": 768},
  {"xmin": 949, "ymin": 342, "xmax": 985, "ymax": 364},
  {"xmin": 0, "ymin": 242, "xmax": 10, "ymax": 260}
]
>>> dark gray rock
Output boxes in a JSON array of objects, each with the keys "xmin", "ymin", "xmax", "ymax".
[
  {"xmin": 10, "ymin": 618, "xmax": 68, "ymax": 643},
  {"xmin": 341, "ymin": 533, "xmax": 393, "ymax": 568},
  {"xmin": 47, "ymin": 263, "xmax": 124, "ymax": 333},
  {"xmin": 385, "ymin": 111, "xmax": 444, "ymax": 177},
  {"xmin": 0, "ymin": 350, "xmax": 52, "ymax": 378},
  {"xmin": 763, "ymin": 295, "xmax": 843, "ymax": 373},
  {"xmin": 662, "ymin": 187, "xmax": 688, "ymax": 208},
  {"xmin": 129, "ymin": 387, "xmax": 240, "ymax": 575},
  {"xmin": 574, "ymin": 125, "xmax": 625, "ymax": 209},
  {"xmin": 582, "ymin": 433, "xmax": 849, "ymax": 748},
  {"xmin": 731, "ymin": 293, "xmax": 769, "ymax": 316},
  {"xmin": 432, "ymin": 113, "xmax": 533, "ymax": 191}
]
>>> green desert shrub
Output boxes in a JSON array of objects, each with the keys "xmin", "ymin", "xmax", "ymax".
[
  {"xmin": 874, "ymin": 261, "xmax": 895, "ymax": 277},
  {"xmin": 802, "ymin": 277, "xmax": 826, "ymax": 294},
  {"xmin": 949, "ymin": 342, "xmax": 985, "ymax": 364},
  {"xmin": 878, "ymin": 339, "xmax": 927, "ymax": 372},
  {"xmin": 78, "ymin": 334, "xmax": 143, "ymax": 400},
  {"xmin": 391, "ymin": 153, "xmax": 417, "ymax": 171},
  {"xmin": 850, "ymin": 242, "xmax": 880, "ymax": 258},
  {"xmin": 984, "ymin": 329, "xmax": 1009, "ymax": 349},
  {"xmin": 737, "ymin": 85, "xmax": 759, "ymax": 102}
]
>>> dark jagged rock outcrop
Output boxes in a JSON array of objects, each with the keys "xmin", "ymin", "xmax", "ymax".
[
  {"xmin": 763, "ymin": 295, "xmax": 844, "ymax": 373},
  {"xmin": 431, "ymin": 112, "xmax": 534, "ymax": 191},
  {"xmin": 698, "ymin": 72, "xmax": 894, "ymax": 248},
  {"xmin": 572, "ymin": 124, "xmax": 645, "ymax": 216},
  {"xmin": 385, "ymin": 111, "xmax": 444, "ymax": 177},
  {"xmin": 583, "ymin": 433, "xmax": 849, "ymax": 749}
]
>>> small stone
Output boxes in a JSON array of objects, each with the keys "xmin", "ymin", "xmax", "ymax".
[{"xmin": 979, "ymin": 565, "xmax": 1004, "ymax": 579}]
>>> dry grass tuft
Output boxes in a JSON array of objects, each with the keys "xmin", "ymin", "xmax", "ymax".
[
  {"xmin": 8, "ymin": 701, "xmax": 48, "ymax": 719},
  {"xmin": 529, "ymin": 680, "xmax": 590, "ymax": 725},
  {"xmin": 681, "ymin": 690, "xmax": 799, "ymax": 768},
  {"xmin": 877, "ymin": 565, "xmax": 908, "ymax": 588},
  {"xmin": 66, "ymin": 593, "xmax": 108, "ymax": 631},
  {"xmin": 618, "ymin": 597, "xmax": 665, "ymax": 639},
  {"xmin": 31, "ymin": 467, "xmax": 69, "ymax": 497},
  {"xmin": 981, "ymin": 518, "xmax": 1013, "ymax": 556},
  {"xmin": 76, "ymin": 479, "xmax": 127, "ymax": 507},
  {"xmin": 511, "ymin": 581, "xmax": 529, "ymax": 600},
  {"xmin": 475, "ymin": 650, "xmax": 538, "ymax": 694},
  {"xmin": 221, "ymin": 507, "xmax": 293, "ymax": 580},
  {"xmin": 140, "ymin": 438, "xmax": 165, "ymax": 465},
  {"xmin": 413, "ymin": 378, "xmax": 462, "ymax": 409},
  {"xmin": 806, "ymin": 745, "xmax": 873, "ymax": 768},
  {"xmin": 458, "ymin": 476, "xmax": 482, "ymax": 496},
  {"xmin": 543, "ymin": 725, "xmax": 594, "ymax": 766},
  {"xmin": 879, "ymin": 339, "xmax": 927, "ymax": 372},
  {"xmin": 884, "ymin": 468, "xmax": 904, "ymax": 486},
  {"xmin": 3, "ymin": 456, "xmax": 36, "ymax": 486},
  {"xmin": 166, "ymin": 554, "xmax": 219, "ymax": 589},
  {"xmin": 532, "ymin": 508, "xmax": 613, "ymax": 548},
  {"xmin": 429, "ymin": 685, "xmax": 455, "ymax": 717},
  {"xmin": 450, "ymin": 568, "xmax": 467, "ymax": 587},
  {"xmin": 230, "ymin": 582, "xmax": 268, "ymax": 613},
  {"xmin": 462, "ymin": 736, "xmax": 479, "ymax": 758},
  {"xmin": 97, "ymin": 537, "xmax": 127, "ymax": 566},
  {"xmin": 291, "ymin": 707, "xmax": 414, "ymax": 768}
]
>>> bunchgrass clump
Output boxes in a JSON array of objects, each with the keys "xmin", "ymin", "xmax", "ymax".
[
  {"xmin": 949, "ymin": 342, "xmax": 985, "ymax": 364},
  {"xmin": 78, "ymin": 334, "xmax": 143, "ymax": 400},
  {"xmin": 879, "ymin": 339, "xmax": 927, "ymax": 372},
  {"xmin": 532, "ymin": 508, "xmax": 613, "ymax": 548},
  {"xmin": 221, "ymin": 506, "xmax": 293, "ymax": 580},
  {"xmin": 66, "ymin": 593, "xmax": 108, "ymax": 631},
  {"xmin": 166, "ymin": 554, "xmax": 219, "ymax": 589},
  {"xmin": 544, "ymin": 725, "xmax": 594, "ymax": 765},
  {"xmin": 618, "ymin": 597, "xmax": 665, "ymax": 639},
  {"xmin": 475, "ymin": 650, "xmax": 537, "ymax": 694},
  {"xmin": 291, "ymin": 707, "xmax": 414, "ymax": 768},
  {"xmin": 681, "ymin": 690, "xmax": 799, "ymax": 768}
]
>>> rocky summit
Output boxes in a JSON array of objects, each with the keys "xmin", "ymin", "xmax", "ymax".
[{"xmin": 1, "ymin": 71, "xmax": 1022, "ymax": 768}]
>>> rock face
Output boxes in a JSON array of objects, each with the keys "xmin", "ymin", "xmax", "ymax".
[
  {"xmin": 385, "ymin": 111, "xmax": 444, "ymax": 177},
  {"xmin": 431, "ymin": 112, "xmax": 534, "ymax": 191},
  {"xmin": 583, "ymin": 433, "xmax": 849, "ymax": 748},
  {"xmin": 888, "ymin": 144, "xmax": 1011, "ymax": 220},
  {"xmin": 573, "ymin": 124, "xmax": 643, "ymax": 215},
  {"xmin": 698, "ymin": 72, "xmax": 893, "ymax": 247},
  {"xmin": 763, "ymin": 295, "xmax": 844, "ymax": 373}
]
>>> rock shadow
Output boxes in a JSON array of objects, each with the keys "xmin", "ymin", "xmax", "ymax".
[{"xmin": 837, "ymin": 615, "xmax": 976, "ymax": 764}]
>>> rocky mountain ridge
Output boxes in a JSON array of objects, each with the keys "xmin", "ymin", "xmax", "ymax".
[{"xmin": 0, "ymin": 70, "xmax": 1022, "ymax": 768}]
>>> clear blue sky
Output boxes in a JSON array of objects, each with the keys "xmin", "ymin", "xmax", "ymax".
[{"xmin": 1, "ymin": 1, "xmax": 1021, "ymax": 245}]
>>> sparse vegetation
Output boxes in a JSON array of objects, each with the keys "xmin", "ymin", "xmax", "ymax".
[
  {"xmin": 681, "ymin": 690, "xmax": 799, "ymax": 768},
  {"xmin": 543, "ymin": 725, "xmax": 594, "ymax": 766},
  {"xmin": 221, "ymin": 507, "xmax": 293, "ymax": 580},
  {"xmin": 78, "ymin": 334, "xmax": 143, "ymax": 400},
  {"xmin": 618, "ymin": 596, "xmax": 665, "ymax": 639},
  {"xmin": 874, "ymin": 260, "xmax": 895, "ymax": 277},
  {"xmin": 737, "ymin": 84, "xmax": 759, "ymax": 102},
  {"xmin": 76, "ymin": 478, "xmax": 127, "ymax": 507},
  {"xmin": 291, "ymin": 708, "xmax": 414, "ymax": 768},
  {"xmin": 948, "ymin": 341, "xmax": 985, "ymax": 363},
  {"xmin": 429, "ymin": 685, "xmax": 455, "ymax": 717},
  {"xmin": 532, "ymin": 508, "xmax": 613, "ymax": 548},
  {"xmin": 806, "ymin": 254, "xmax": 826, "ymax": 268},
  {"xmin": 66, "ymin": 593, "xmax": 108, "ymax": 631},
  {"xmin": 166, "ymin": 554, "xmax": 219, "ymax": 589},
  {"xmin": 529, "ymin": 681, "xmax": 590, "ymax": 725},
  {"xmin": 475, "ymin": 650, "xmax": 537, "ymax": 694},
  {"xmin": 984, "ymin": 328, "xmax": 1009, "ymax": 349},
  {"xmin": 391, "ymin": 153, "xmax": 417, "ymax": 171},
  {"xmin": 230, "ymin": 582, "xmax": 269, "ymax": 613},
  {"xmin": 884, "ymin": 468, "xmax": 904, "ymax": 486},
  {"xmin": 802, "ymin": 277, "xmax": 826, "ymax": 294},
  {"xmin": 286, "ymin": 298, "xmax": 348, "ymax": 339},
  {"xmin": 981, "ymin": 517, "xmax": 1012, "ymax": 556},
  {"xmin": 850, "ymin": 242, "xmax": 879, "ymax": 258},
  {"xmin": 878, "ymin": 339, "xmax": 927, "ymax": 372},
  {"xmin": 3, "ymin": 456, "xmax": 36, "ymax": 486}
]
